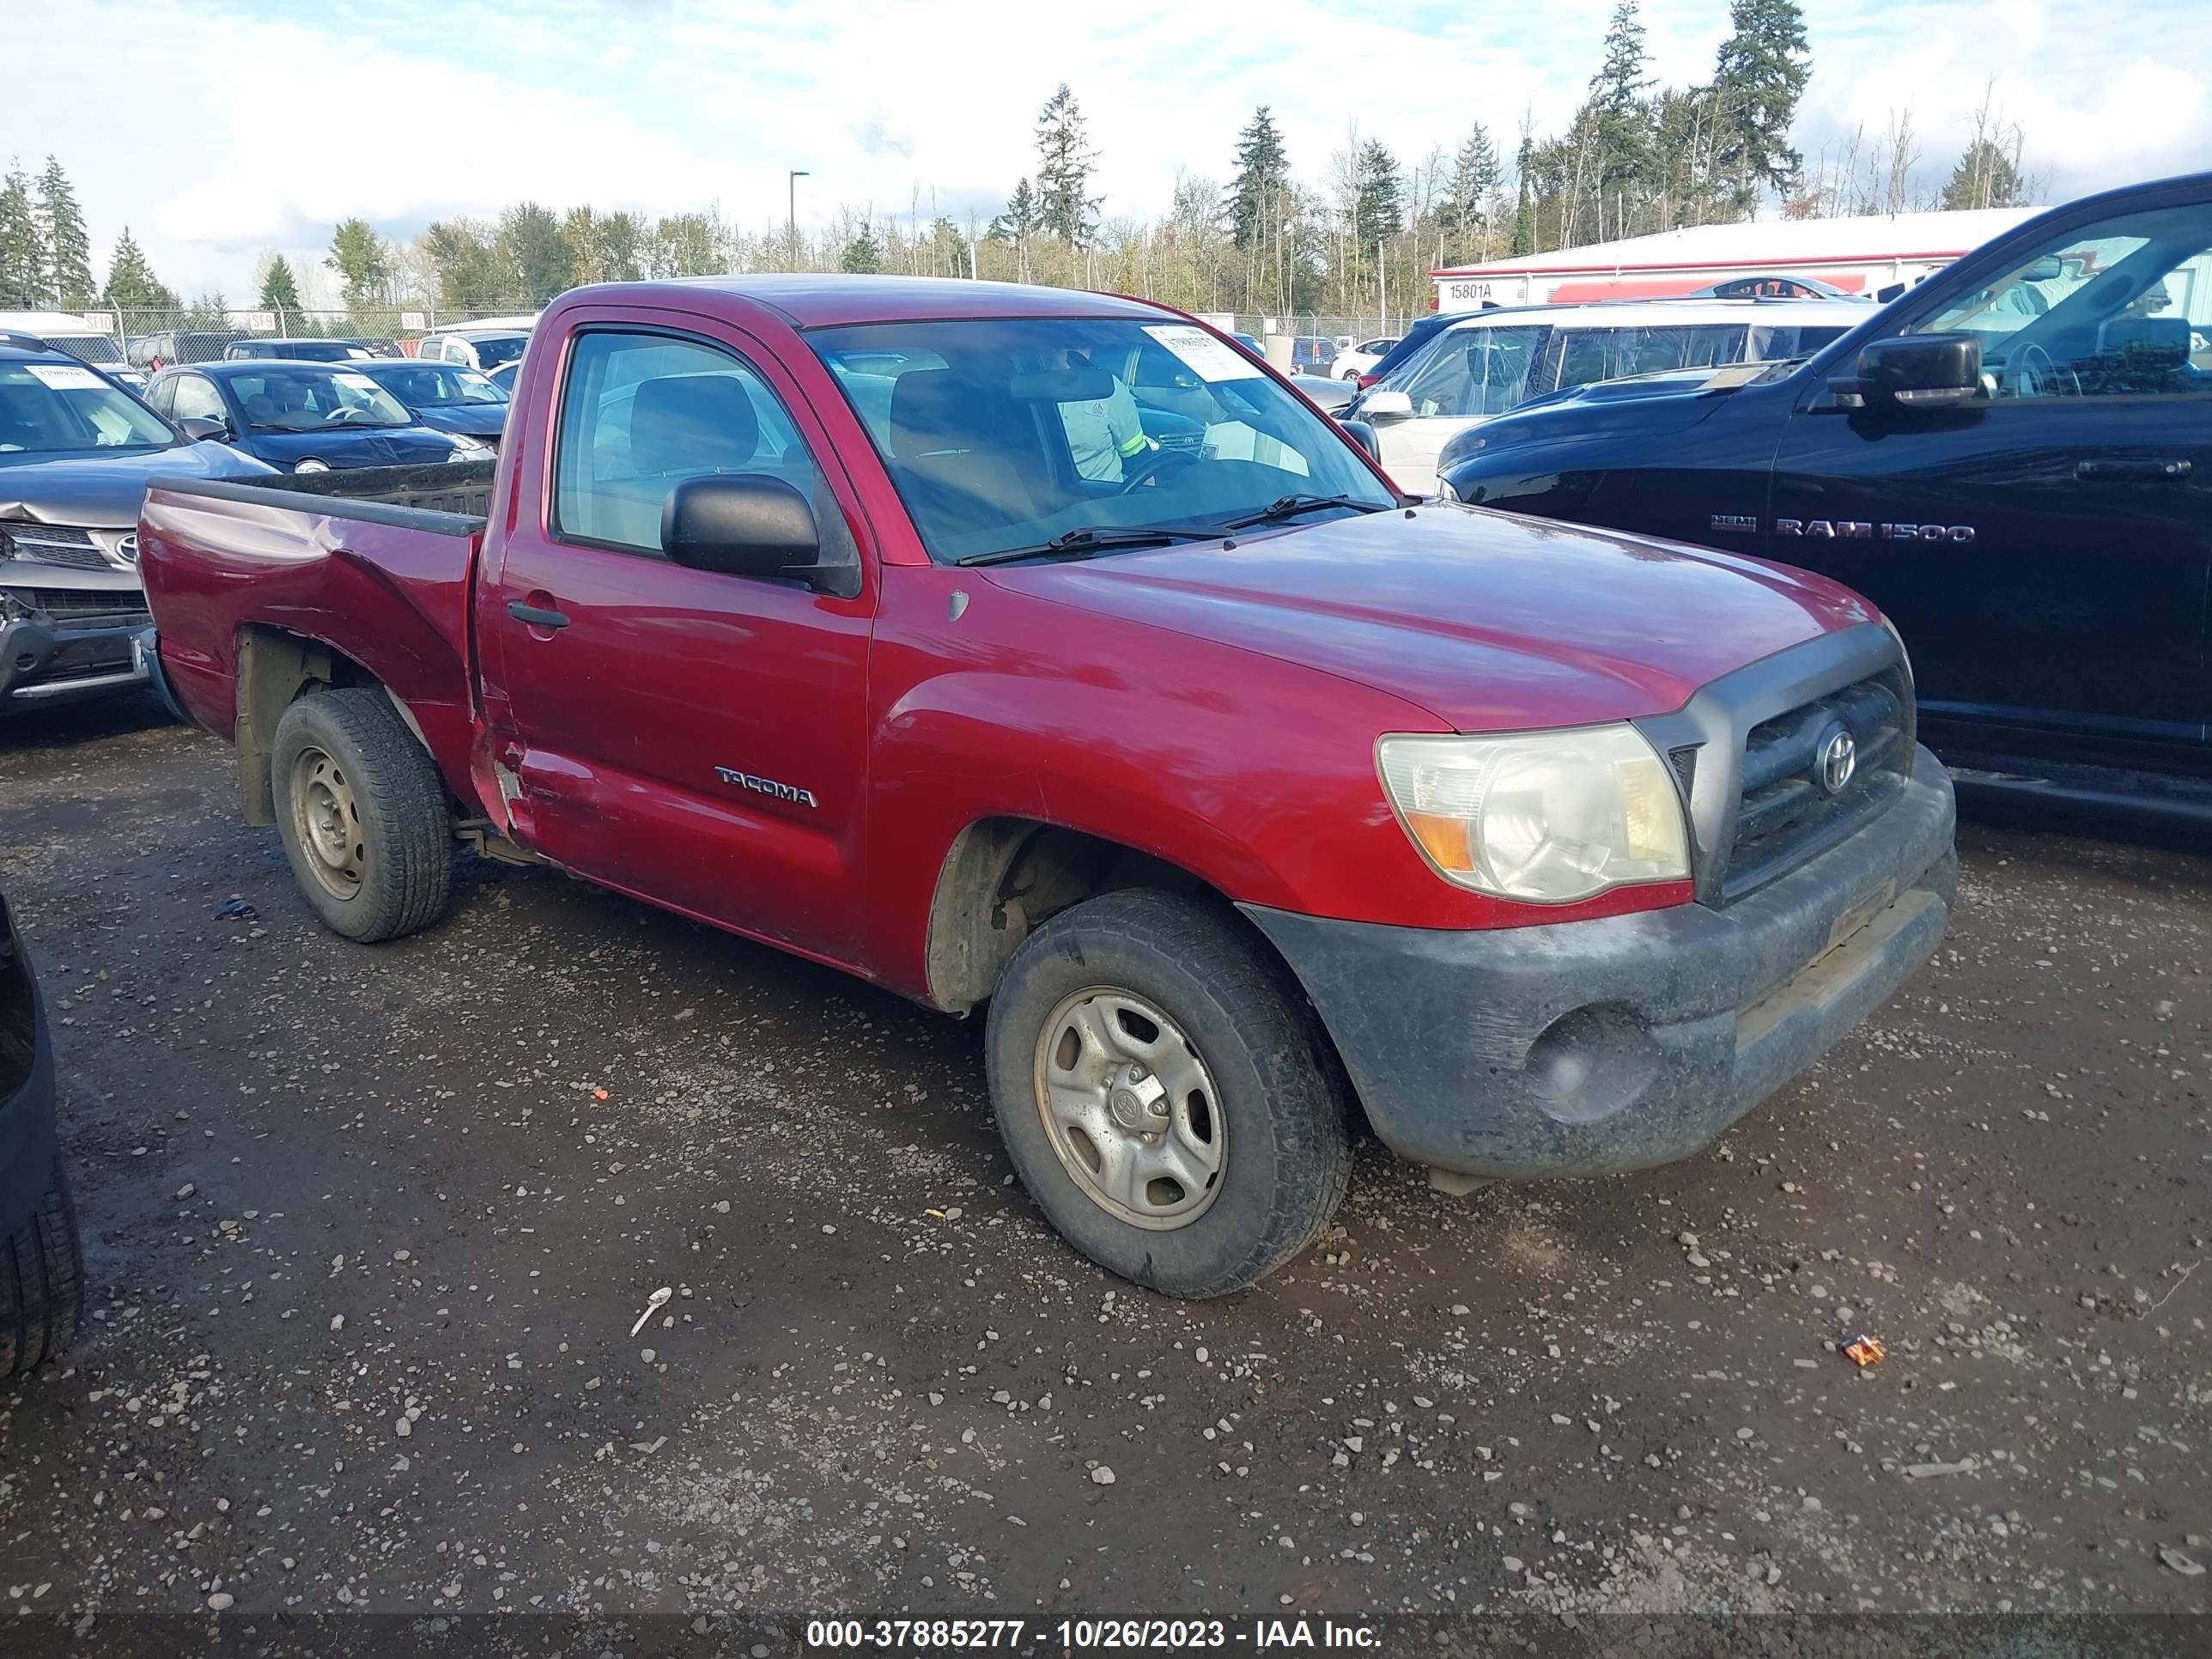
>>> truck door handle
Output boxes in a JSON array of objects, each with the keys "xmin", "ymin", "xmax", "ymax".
[
  {"xmin": 507, "ymin": 600, "xmax": 570, "ymax": 629},
  {"xmin": 2075, "ymin": 457, "xmax": 2192, "ymax": 482}
]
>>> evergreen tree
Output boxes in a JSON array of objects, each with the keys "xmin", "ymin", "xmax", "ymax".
[
  {"xmin": 988, "ymin": 178, "xmax": 1044, "ymax": 242},
  {"xmin": 182, "ymin": 289, "xmax": 230, "ymax": 331},
  {"xmin": 839, "ymin": 222, "xmax": 884, "ymax": 274},
  {"xmin": 325, "ymin": 216, "xmax": 392, "ymax": 312},
  {"xmin": 493, "ymin": 203, "xmax": 573, "ymax": 305},
  {"xmin": 596, "ymin": 210, "xmax": 647, "ymax": 282},
  {"xmin": 36, "ymin": 157, "xmax": 94, "ymax": 307},
  {"xmin": 1448, "ymin": 125, "xmax": 1501, "ymax": 252},
  {"xmin": 1034, "ymin": 85, "xmax": 1100, "ymax": 246},
  {"xmin": 1226, "ymin": 106, "xmax": 1291, "ymax": 252},
  {"xmin": 0, "ymin": 163, "xmax": 43, "ymax": 307},
  {"xmin": 100, "ymin": 226, "xmax": 177, "ymax": 313},
  {"xmin": 1510, "ymin": 137, "xmax": 1537, "ymax": 257},
  {"xmin": 646, "ymin": 212, "xmax": 720, "ymax": 279},
  {"xmin": 1352, "ymin": 140, "xmax": 1402, "ymax": 252},
  {"xmin": 255, "ymin": 254, "xmax": 301, "ymax": 313},
  {"xmin": 1710, "ymin": 0, "xmax": 1812, "ymax": 207},
  {"xmin": 1941, "ymin": 139, "xmax": 2027, "ymax": 210},
  {"xmin": 1589, "ymin": 1, "xmax": 1655, "ymax": 198}
]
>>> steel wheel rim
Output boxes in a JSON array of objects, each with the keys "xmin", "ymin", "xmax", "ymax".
[
  {"xmin": 289, "ymin": 744, "xmax": 365, "ymax": 901},
  {"xmin": 1032, "ymin": 987, "xmax": 1225, "ymax": 1231}
]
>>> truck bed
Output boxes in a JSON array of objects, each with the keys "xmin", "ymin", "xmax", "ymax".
[{"xmin": 137, "ymin": 463, "xmax": 499, "ymax": 815}]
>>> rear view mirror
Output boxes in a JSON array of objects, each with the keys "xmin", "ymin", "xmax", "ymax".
[
  {"xmin": 1338, "ymin": 418, "xmax": 1382, "ymax": 463},
  {"xmin": 1833, "ymin": 333, "xmax": 1982, "ymax": 410},
  {"xmin": 1362, "ymin": 389, "xmax": 1413, "ymax": 421},
  {"xmin": 662, "ymin": 475, "xmax": 857, "ymax": 598},
  {"xmin": 2025, "ymin": 255, "xmax": 2065, "ymax": 282}
]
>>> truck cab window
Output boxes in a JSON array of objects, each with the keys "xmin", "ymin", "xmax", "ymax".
[
  {"xmin": 552, "ymin": 330, "xmax": 859, "ymax": 571},
  {"xmin": 1907, "ymin": 200, "xmax": 2212, "ymax": 400}
]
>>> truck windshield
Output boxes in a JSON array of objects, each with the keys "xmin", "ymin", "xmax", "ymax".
[
  {"xmin": 0, "ymin": 361, "xmax": 175, "ymax": 453},
  {"xmin": 808, "ymin": 318, "xmax": 1396, "ymax": 563},
  {"xmin": 230, "ymin": 368, "xmax": 414, "ymax": 432}
]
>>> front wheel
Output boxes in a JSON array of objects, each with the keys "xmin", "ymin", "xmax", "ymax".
[
  {"xmin": 985, "ymin": 890, "xmax": 1353, "ymax": 1297},
  {"xmin": 0, "ymin": 1158, "xmax": 83, "ymax": 1378}
]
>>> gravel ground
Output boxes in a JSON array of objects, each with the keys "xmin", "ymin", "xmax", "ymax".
[{"xmin": 2, "ymin": 694, "xmax": 2208, "ymax": 1636}]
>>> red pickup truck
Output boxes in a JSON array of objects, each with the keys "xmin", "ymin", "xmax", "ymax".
[{"xmin": 137, "ymin": 276, "xmax": 1956, "ymax": 1297}]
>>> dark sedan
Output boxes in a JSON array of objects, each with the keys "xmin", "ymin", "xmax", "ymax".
[
  {"xmin": 339, "ymin": 358, "xmax": 510, "ymax": 447},
  {"xmin": 144, "ymin": 361, "xmax": 488, "ymax": 474}
]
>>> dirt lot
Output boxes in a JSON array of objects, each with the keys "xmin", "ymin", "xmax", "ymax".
[{"xmin": 3, "ymin": 694, "xmax": 2209, "ymax": 1638}]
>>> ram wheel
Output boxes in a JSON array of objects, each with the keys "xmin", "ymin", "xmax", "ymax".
[
  {"xmin": 985, "ymin": 890, "xmax": 1352, "ymax": 1297},
  {"xmin": 270, "ymin": 689, "xmax": 453, "ymax": 942}
]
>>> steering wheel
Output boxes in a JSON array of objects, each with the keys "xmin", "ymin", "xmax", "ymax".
[
  {"xmin": 321, "ymin": 405, "xmax": 374, "ymax": 426},
  {"xmin": 2010, "ymin": 343, "xmax": 2081, "ymax": 399},
  {"xmin": 1115, "ymin": 446, "xmax": 1200, "ymax": 493}
]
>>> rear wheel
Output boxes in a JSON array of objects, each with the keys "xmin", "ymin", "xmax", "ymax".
[
  {"xmin": 271, "ymin": 689, "xmax": 453, "ymax": 942},
  {"xmin": 1, "ymin": 1158, "xmax": 83, "ymax": 1379},
  {"xmin": 985, "ymin": 890, "xmax": 1353, "ymax": 1297}
]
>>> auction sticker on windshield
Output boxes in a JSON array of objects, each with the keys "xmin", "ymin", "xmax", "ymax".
[
  {"xmin": 1144, "ymin": 324, "xmax": 1262, "ymax": 383},
  {"xmin": 336, "ymin": 373, "xmax": 381, "ymax": 392},
  {"xmin": 27, "ymin": 363, "xmax": 105, "ymax": 392}
]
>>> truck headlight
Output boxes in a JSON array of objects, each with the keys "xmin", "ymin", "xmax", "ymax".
[
  {"xmin": 448, "ymin": 435, "xmax": 490, "ymax": 461},
  {"xmin": 1377, "ymin": 726, "xmax": 1690, "ymax": 903}
]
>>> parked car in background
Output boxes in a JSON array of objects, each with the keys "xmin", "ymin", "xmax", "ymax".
[
  {"xmin": 128, "ymin": 330, "xmax": 246, "ymax": 372},
  {"xmin": 141, "ymin": 274, "xmax": 1953, "ymax": 1297},
  {"xmin": 1352, "ymin": 311, "xmax": 1458, "ymax": 389},
  {"xmin": 1686, "ymin": 274, "xmax": 1874, "ymax": 301},
  {"xmin": 1352, "ymin": 296, "xmax": 1869, "ymax": 491},
  {"xmin": 485, "ymin": 360, "xmax": 521, "ymax": 394},
  {"xmin": 1439, "ymin": 170, "xmax": 2212, "ymax": 817},
  {"xmin": 1290, "ymin": 374, "xmax": 1358, "ymax": 412},
  {"xmin": 143, "ymin": 361, "xmax": 491, "ymax": 474},
  {"xmin": 0, "ymin": 885, "xmax": 80, "ymax": 1380},
  {"xmin": 1329, "ymin": 336, "xmax": 1400, "ymax": 380},
  {"xmin": 222, "ymin": 338, "xmax": 380, "ymax": 362},
  {"xmin": 2, "ymin": 337, "xmax": 275, "ymax": 713},
  {"xmin": 0, "ymin": 312, "xmax": 146, "ymax": 388},
  {"xmin": 342, "ymin": 357, "xmax": 511, "ymax": 448},
  {"xmin": 414, "ymin": 320, "xmax": 534, "ymax": 372}
]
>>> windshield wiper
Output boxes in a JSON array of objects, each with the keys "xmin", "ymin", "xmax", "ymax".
[
  {"xmin": 954, "ymin": 526, "xmax": 1207, "ymax": 567},
  {"xmin": 1204, "ymin": 493, "xmax": 1399, "ymax": 533}
]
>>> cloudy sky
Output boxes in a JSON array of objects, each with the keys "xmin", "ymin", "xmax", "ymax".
[{"xmin": 12, "ymin": 0, "xmax": 2207, "ymax": 300}]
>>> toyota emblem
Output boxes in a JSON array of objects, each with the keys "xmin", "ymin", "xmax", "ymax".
[{"xmin": 1815, "ymin": 726, "xmax": 1857, "ymax": 794}]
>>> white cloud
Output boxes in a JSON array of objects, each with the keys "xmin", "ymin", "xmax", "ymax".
[{"xmin": 12, "ymin": 0, "xmax": 2209, "ymax": 297}]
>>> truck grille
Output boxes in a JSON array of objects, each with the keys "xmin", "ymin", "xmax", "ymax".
[
  {"xmin": 1718, "ymin": 669, "xmax": 1911, "ymax": 903},
  {"xmin": 0, "ymin": 525, "xmax": 115, "ymax": 570}
]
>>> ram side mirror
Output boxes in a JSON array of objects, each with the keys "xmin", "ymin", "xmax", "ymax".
[
  {"xmin": 1361, "ymin": 389, "xmax": 1414, "ymax": 421},
  {"xmin": 661, "ymin": 474, "xmax": 857, "ymax": 598},
  {"xmin": 1832, "ymin": 332, "xmax": 1982, "ymax": 411},
  {"xmin": 173, "ymin": 416, "xmax": 230, "ymax": 442},
  {"xmin": 1338, "ymin": 418, "xmax": 1382, "ymax": 463}
]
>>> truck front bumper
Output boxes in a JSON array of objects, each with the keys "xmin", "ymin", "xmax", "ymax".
[
  {"xmin": 0, "ymin": 599, "xmax": 154, "ymax": 714},
  {"xmin": 1242, "ymin": 745, "xmax": 1956, "ymax": 1180}
]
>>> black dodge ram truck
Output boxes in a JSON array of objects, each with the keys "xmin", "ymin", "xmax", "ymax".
[{"xmin": 1440, "ymin": 171, "xmax": 2212, "ymax": 820}]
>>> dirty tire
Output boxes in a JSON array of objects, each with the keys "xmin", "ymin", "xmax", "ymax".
[
  {"xmin": 1, "ymin": 1158, "xmax": 83, "ymax": 1379},
  {"xmin": 986, "ymin": 890, "xmax": 1353, "ymax": 1297},
  {"xmin": 271, "ymin": 688, "xmax": 453, "ymax": 942}
]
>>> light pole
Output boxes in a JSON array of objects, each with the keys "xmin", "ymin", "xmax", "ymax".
[{"xmin": 787, "ymin": 170, "xmax": 810, "ymax": 270}]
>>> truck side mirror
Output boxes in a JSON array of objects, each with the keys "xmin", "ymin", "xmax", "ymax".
[
  {"xmin": 1337, "ymin": 418, "xmax": 1382, "ymax": 463},
  {"xmin": 662, "ymin": 474, "xmax": 856, "ymax": 597},
  {"xmin": 1361, "ymin": 389, "xmax": 1414, "ymax": 422},
  {"xmin": 1832, "ymin": 332, "xmax": 1982, "ymax": 411}
]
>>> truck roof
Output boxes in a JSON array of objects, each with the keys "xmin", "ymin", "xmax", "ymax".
[{"xmin": 567, "ymin": 275, "xmax": 1170, "ymax": 330}]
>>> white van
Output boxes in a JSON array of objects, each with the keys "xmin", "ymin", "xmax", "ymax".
[
  {"xmin": 1354, "ymin": 298, "xmax": 1869, "ymax": 492},
  {"xmin": 0, "ymin": 310, "xmax": 145, "ymax": 388}
]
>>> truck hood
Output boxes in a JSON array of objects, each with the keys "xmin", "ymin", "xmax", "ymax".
[
  {"xmin": 987, "ymin": 504, "xmax": 1879, "ymax": 732},
  {"xmin": 0, "ymin": 441, "xmax": 275, "ymax": 529}
]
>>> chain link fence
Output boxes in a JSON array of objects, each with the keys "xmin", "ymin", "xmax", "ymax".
[{"xmin": 9, "ymin": 304, "xmax": 550, "ymax": 370}]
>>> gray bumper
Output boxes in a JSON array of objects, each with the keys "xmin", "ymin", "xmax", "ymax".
[
  {"xmin": 0, "ymin": 607, "xmax": 153, "ymax": 714},
  {"xmin": 1243, "ymin": 745, "xmax": 1956, "ymax": 1180}
]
